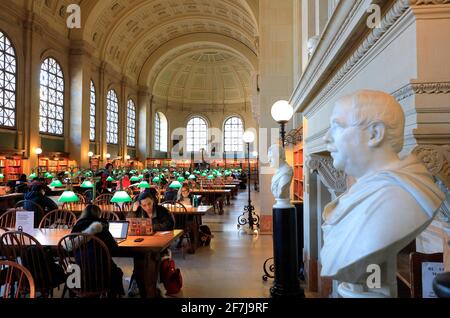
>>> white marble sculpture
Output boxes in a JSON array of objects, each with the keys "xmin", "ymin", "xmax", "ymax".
[
  {"xmin": 268, "ymin": 144, "xmax": 294, "ymax": 209},
  {"xmin": 320, "ymin": 90, "xmax": 445, "ymax": 297}
]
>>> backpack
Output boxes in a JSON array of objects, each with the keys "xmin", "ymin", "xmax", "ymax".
[
  {"xmin": 199, "ymin": 225, "xmax": 213, "ymax": 247},
  {"xmin": 160, "ymin": 250, "xmax": 182, "ymax": 295}
]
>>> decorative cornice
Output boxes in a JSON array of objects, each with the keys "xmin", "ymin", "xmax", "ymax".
[
  {"xmin": 409, "ymin": 0, "xmax": 450, "ymax": 5},
  {"xmin": 306, "ymin": 154, "xmax": 347, "ymax": 197},
  {"xmin": 297, "ymin": 0, "xmax": 411, "ymax": 117},
  {"xmin": 393, "ymin": 82, "xmax": 450, "ymax": 101}
]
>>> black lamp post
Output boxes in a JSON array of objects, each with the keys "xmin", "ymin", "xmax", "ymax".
[
  {"xmin": 237, "ymin": 130, "xmax": 259, "ymax": 233},
  {"xmin": 270, "ymin": 100, "xmax": 304, "ymax": 298},
  {"xmin": 35, "ymin": 147, "xmax": 42, "ymax": 178}
]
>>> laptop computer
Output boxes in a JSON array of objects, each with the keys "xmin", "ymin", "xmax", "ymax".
[{"xmin": 108, "ymin": 220, "xmax": 129, "ymax": 244}]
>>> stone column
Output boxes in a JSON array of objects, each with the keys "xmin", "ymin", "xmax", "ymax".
[
  {"xmin": 22, "ymin": 13, "xmax": 42, "ymax": 173},
  {"xmin": 258, "ymin": 0, "xmax": 294, "ymax": 233},
  {"xmin": 137, "ymin": 87, "xmax": 152, "ymax": 161},
  {"xmin": 120, "ymin": 77, "xmax": 127, "ymax": 160},
  {"xmin": 68, "ymin": 41, "xmax": 92, "ymax": 169},
  {"xmin": 98, "ymin": 62, "xmax": 107, "ymax": 166}
]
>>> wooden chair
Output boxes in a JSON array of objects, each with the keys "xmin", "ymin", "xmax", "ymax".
[
  {"xmin": 0, "ymin": 209, "xmax": 17, "ymax": 228},
  {"xmin": 93, "ymin": 194, "xmax": 114, "ymax": 206},
  {"xmin": 410, "ymin": 252, "xmax": 443, "ymax": 298},
  {"xmin": 0, "ymin": 260, "xmax": 36, "ymax": 298},
  {"xmin": 39, "ymin": 209, "xmax": 77, "ymax": 229},
  {"xmin": 0, "ymin": 231, "xmax": 63, "ymax": 297},
  {"xmin": 99, "ymin": 210, "xmax": 120, "ymax": 221},
  {"xmin": 15, "ymin": 200, "xmax": 45, "ymax": 223},
  {"xmin": 57, "ymin": 233, "xmax": 111, "ymax": 298}
]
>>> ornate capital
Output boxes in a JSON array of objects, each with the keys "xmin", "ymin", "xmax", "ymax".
[
  {"xmin": 413, "ymin": 145, "xmax": 450, "ymax": 188},
  {"xmin": 306, "ymin": 154, "xmax": 347, "ymax": 197},
  {"xmin": 410, "ymin": 0, "xmax": 450, "ymax": 5},
  {"xmin": 413, "ymin": 145, "xmax": 450, "ymax": 221},
  {"xmin": 393, "ymin": 82, "xmax": 450, "ymax": 101}
]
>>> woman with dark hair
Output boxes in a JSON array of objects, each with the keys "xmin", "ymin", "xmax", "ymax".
[
  {"xmin": 128, "ymin": 191, "xmax": 174, "ymax": 231},
  {"xmin": 98, "ymin": 163, "xmax": 114, "ymax": 194},
  {"xmin": 24, "ymin": 184, "xmax": 58, "ymax": 225},
  {"xmin": 71, "ymin": 204, "xmax": 125, "ymax": 297}
]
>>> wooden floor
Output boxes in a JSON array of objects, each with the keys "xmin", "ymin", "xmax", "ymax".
[{"xmin": 115, "ymin": 187, "xmax": 315, "ymax": 298}]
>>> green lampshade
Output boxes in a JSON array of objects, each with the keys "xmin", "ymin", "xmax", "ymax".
[
  {"xmin": 0, "ymin": 173, "xmax": 4, "ymax": 179},
  {"xmin": 110, "ymin": 190, "xmax": 132, "ymax": 203},
  {"xmin": 106, "ymin": 176, "xmax": 114, "ymax": 182},
  {"xmin": 28, "ymin": 172, "xmax": 37, "ymax": 179},
  {"xmin": 207, "ymin": 174, "xmax": 215, "ymax": 180},
  {"xmin": 177, "ymin": 177, "xmax": 186, "ymax": 183},
  {"xmin": 217, "ymin": 173, "xmax": 223, "ymax": 177},
  {"xmin": 173, "ymin": 172, "xmax": 179, "ymax": 177},
  {"xmin": 138, "ymin": 180, "xmax": 151, "ymax": 188},
  {"xmin": 80, "ymin": 180, "xmax": 94, "ymax": 188},
  {"xmin": 50, "ymin": 179, "xmax": 64, "ymax": 187},
  {"xmin": 185, "ymin": 171, "xmax": 190, "ymax": 176},
  {"xmin": 130, "ymin": 176, "xmax": 140, "ymax": 182},
  {"xmin": 188, "ymin": 174, "xmax": 196, "ymax": 180},
  {"xmin": 64, "ymin": 171, "xmax": 70, "ymax": 175},
  {"xmin": 201, "ymin": 173, "xmax": 207, "ymax": 177},
  {"xmin": 84, "ymin": 171, "xmax": 93, "ymax": 177},
  {"xmin": 138, "ymin": 174, "xmax": 144, "ymax": 180},
  {"xmin": 44, "ymin": 172, "xmax": 53, "ymax": 178},
  {"xmin": 58, "ymin": 190, "xmax": 79, "ymax": 203},
  {"xmin": 194, "ymin": 170, "xmax": 200, "ymax": 174},
  {"xmin": 169, "ymin": 181, "xmax": 182, "ymax": 189},
  {"xmin": 142, "ymin": 169, "xmax": 149, "ymax": 173},
  {"xmin": 130, "ymin": 170, "xmax": 136, "ymax": 174},
  {"xmin": 152, "ymin": 176, "xmax": 160, "ymax": 183}
]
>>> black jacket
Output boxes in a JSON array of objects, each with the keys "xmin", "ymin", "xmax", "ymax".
[
  {"xmin": 127, "ymin": 205, "xmax": 174, "ymax": 231},
  {"xmin": 24, "ymin": 191, "xmax": 58, "ymax": 225}
]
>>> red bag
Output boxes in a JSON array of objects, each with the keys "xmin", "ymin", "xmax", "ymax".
[{"xmin": 160, "ymin": 252, "xmax": 182, "ymax": 295}]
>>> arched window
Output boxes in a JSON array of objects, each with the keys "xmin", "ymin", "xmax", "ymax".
[
  {"xmin": 0, "ymin": 31, "xmax": 16, "ymax": 127},
  {"xmin": 89, "ymin": 80, "xmax": 96, "ymax": 141},
  {"xmin": 154, "ymin": 112, "xmax": 167, "ymax": 152},
  {"xmin": 186, "ymin": 116, "xmax": 208, "ymax": 152},
  {"xmin": 224, "ymin": 116, "xmax": 244, "ymax": 152},
  {"xmin": 106, "ymin": 89, "xmax": 119, "ymax": 144},
  {"xmin": 127, "ymin": 99, "xmax": 136, "ymax": 147},
  {"xmin": 39, "ymin": 57, "xmax": 64, "ymax": 135}
]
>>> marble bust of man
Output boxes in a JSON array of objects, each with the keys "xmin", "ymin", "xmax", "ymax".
[
  {"xmin": 268, "ymin": 144, "xmax": 293, "ymax": 208},
  {"xmin": 321, "ymin": 90, "xmax": 444, "ymax": 297}
]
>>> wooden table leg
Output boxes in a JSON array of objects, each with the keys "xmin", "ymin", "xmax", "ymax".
[
  {"xmin": 188, "ymin": 216, "xmax": 201, "ymax": 254},
  {"xmin": 133, "ymin": 252, "xmax": 160, "ymax": 298}
]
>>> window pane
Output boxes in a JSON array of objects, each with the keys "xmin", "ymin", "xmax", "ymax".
[{"xmin": 39, "ymin": 57, "xmax": 63, "ymax": 134}]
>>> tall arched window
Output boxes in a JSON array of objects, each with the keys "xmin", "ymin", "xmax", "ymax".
[
  {"xmin": 89, "ymin": 80, "xmax": 96, "ymax": 141},
  {"xmin": 154, "ymin": 112, "xmax": 167, "ymax": 152},
  {"xmin": 106, "ymin": 89, "xmax": 119, "ymax": 144},
  {"xmin": 224, "ymin": 116, "xmax": 244, "ymax": 152},
  {"xmin": 127, "ymin": 99, "xmax": 136, "ymax": 147},
  {"xmin": 0, "ymin": 31, "xmax": 16, "ymax": 128},
  {"xmin": 39, "ymin": 57, "xmax": 64, "ymax": 135},
  {"xmin": 186, "ymin": 116, "xmax": 207, "ymax": 152}
]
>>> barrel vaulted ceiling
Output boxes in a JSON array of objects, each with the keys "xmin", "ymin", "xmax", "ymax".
[{"xmin": 25, "ymin": 0, "xmax": 259, "ymax": 108}]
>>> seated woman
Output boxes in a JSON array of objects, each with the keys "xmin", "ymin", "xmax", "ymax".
[
  {"xmin": 24, "ymin": 184, "xmax": 58, "ymax": 225},
  {"xmin": 71, "ymin": 204, "xmax": 125, "ymax": 298},
  {"xmin": 127, "ymin": 191, "xmax": 174, "ymax": 297},
  {"xmin": 127, "ymin": 191, "xmax": 174, "ymax": 231},
  {"xmin": 177, "ymin": 184, "xmax": 193, "ymax": 206}
]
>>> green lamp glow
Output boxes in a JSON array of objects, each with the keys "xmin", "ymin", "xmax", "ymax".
[
  {"xmin": 64, "ymin": 171, "xmax": 70, "ymax": 175},
  {"xmin": 58, "ymin": 190, "xmax": 79, "ymax": 203},
  {"xmin": 201, "ymin": 173, "xmax": 207, "ymax": 177},
  {"xmin": 207, "ymin": 174, "xmax": 215, "ymax": 180},
  {"xmin": 130, "ymin": 176, "xmax": 140, "ymax": 182},
  {"xmin": 185, "ymin": 171, "xmax": 190, "ymax": 176},
  {"xmin": 152, "ymin": 176, "xmax": 160, "ymax": 183},
  {"xmin": 169, "ymin": 181, "xmax": 182, "ymax": 189},
  {"xmin": 188, "ymin": 174, "xmax": 196, "ymax": 180},
  {"xmin": 138, "ymin": 174, "xmax": 144, "ymax": 180},
  {"xmin": 110, "ymin": 190, "xmax": 132, "ymax": 203},
  {"xmin": 80, "ymin": 180, "xmax": 94, "ymax": 188},
  {"xmin": 106, "ymin": 176, "xmax": 114, "ymax": 182},
  {"xmin": 44, "ymin": 172, "xmax": 53, "ymax": 178},
  {"xmin": 50, "ymin": 179, "xmax": 64, "ymax": 187},
  {"xmin": 217, "ymin": 173, "xmax": 223, "ymax": 177},
  {"xmin": 138, "ymin": 180, "xmax": 151, "ymax": 188},
  {"xmin": 28, "ymin": 172, "xmax": 37, "ymax": 180},
  {"xmin": 177, "ymin": 177, "xmax": 186, "ymax": 183},
  {"xmin": 142, "ymin": 169, "xmax": 149, "ymax": 173}
]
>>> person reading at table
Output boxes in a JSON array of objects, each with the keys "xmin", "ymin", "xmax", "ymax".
[
  {"xmin": 127, "ymin": 191, "xmax": 174, "ymax": 297},
  {"xmin": 177, "ymin": 184, "xmax": 193, "ymax": 206},
  {"xmin": 128, "ymin": 191, "xmax": 174, "ymax": 231},
  {"xmin": 24, "ymin": 184, "xmax": 58, "ymax": 225},
  {"xmin": 72, "ymin": 204, "xmax": 125, "ymax": 298}
]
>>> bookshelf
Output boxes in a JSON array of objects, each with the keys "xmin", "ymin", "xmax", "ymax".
[
  {"xmin": 293, "ymin": 142, "xmax": 304, "ymax": 201},
  {"xmin": 38, "ymin": 155, "xmax": 77, "ymax": 175},
  {"xmin": 0, "ymin": 155, "xmax": 23, "ymax": 181},
  {"xmin": 145, "ymin": 158, "xmax": 172, "ymax": 169}
]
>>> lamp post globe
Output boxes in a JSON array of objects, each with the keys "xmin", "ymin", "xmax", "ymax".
[
  {"xmin": 271, "ymin": 100, "xmax": 294, "ymax": 123},
  {"xmin": 242, "ymin": 130, "xmax": 255, "ymax": 144}
]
